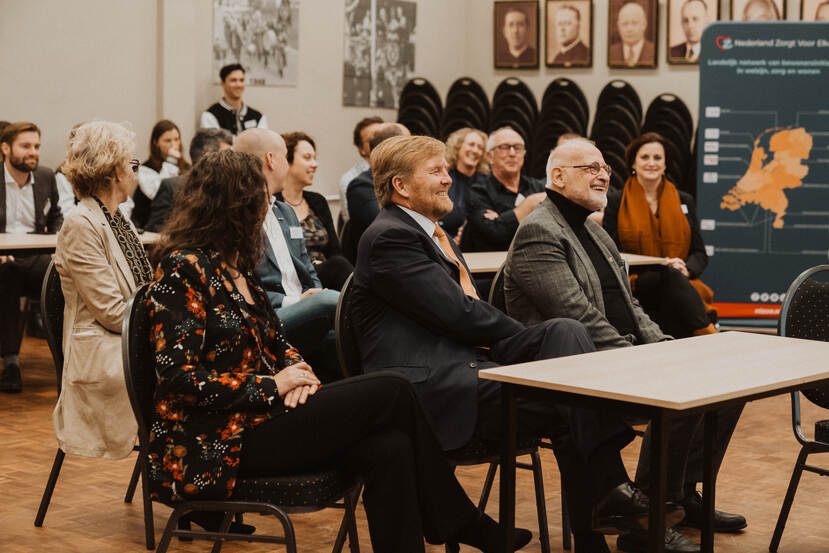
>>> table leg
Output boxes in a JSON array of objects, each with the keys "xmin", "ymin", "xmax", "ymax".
[
  {"xmin": 701, "ymin": 410, "xmax": 719, "ymax": 552},
  {"xmin": 648, "ymin": 411, "xmax": 668, "ymax": 553},
  {"xmin": 500, "ymin": 383, "xmax": 517, "ymax": 553}
]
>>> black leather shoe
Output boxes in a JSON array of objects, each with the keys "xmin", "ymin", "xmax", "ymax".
[
  {"xmin": 617, "ymin": 527, "xmax": 700, "ymax": 553},
  {"xmin": 0, "ymin": 363, "xmax": 22, "ymax": 393},
  {"xmin": 453, "ymin": 512, "xmax": 532, "ymax": 552},
  {"xmin": 679, "ymin": 490, "xmax": 747, "ymax": 532},
  {"xmin": 593, "ymin": 482, "xmax": 685, "ymax": 534}
]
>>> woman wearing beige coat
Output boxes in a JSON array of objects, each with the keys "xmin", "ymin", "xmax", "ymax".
[{"xmin": 53, "ymin": 121, "xmax": 153, "ymax": 459}]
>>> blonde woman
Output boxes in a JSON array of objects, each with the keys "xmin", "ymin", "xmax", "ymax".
[{"xmin": 442, "ymin": 128, "xmax": 489, "ymax": 243}]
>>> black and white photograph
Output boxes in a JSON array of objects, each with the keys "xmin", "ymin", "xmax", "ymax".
[
  {"xmin": 545, "ymin": 0, "xmax": 592, "ymax": 68},
  {"xmin": 607, "ymin": 0, "xmax": 658, "ymax": 69},
  {"xmin": 212, "ymin": 0, "xmax": 299, "ymax": 87},
  {"xmin": 494, "ymin": 1, "xmax": 540, "ymax": 69},
  {"xmin": 730, "ymin": 0, "xmax": 785, "ymax": 20},
  {"xmin": 343, "ymin": 0, "xmax": 417, "ymax": 108},
  {"xmin": 668, "ymin": 0, "xmax": 719, "ymax": 65},
  {"xmin": 801, "ymin": 0, "xmax": 829, "ymax": 20}
]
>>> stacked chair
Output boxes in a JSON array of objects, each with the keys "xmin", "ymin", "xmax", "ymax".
[
  {"xmin": 528, "ymin": 78, "xmax": 590, "ymax": 179},
  {"xmin": 642, "ymin": 93, "xmax": 696, "ymax": 197},
  {"xmin": 441, "ymin": 77, "xmax": 490, "ymax": 140},
  {"xmin": 397, "ymin": 78, "xmax": 443, "ymax": 137},
  {"xmin": 490, "ymin": 78, "xmax": 538, "ymax": 173},
  {"xmin": 590, "ymin": 80, "xmax": 643, "ymax": 190}
]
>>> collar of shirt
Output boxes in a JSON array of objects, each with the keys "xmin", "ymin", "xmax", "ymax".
[
  {"xmin": 397, "ymin": 204, "xmax": 452, "ymax": 260},
  {"xmin": 624, "ymin": 39, "xmax": 645, "ymax": 62},
  {"xmin": 262, "ymin": 200, "xmax": 304, "ymax": 301},
  {"xmin": 559, "ymin": 39, "xmax": 579, "ymax": 54},
  {"xmin": 219, "ymin": 97, "xmax": 248, "ymax": 117},
  {"xmin": 4, "ymin": 163, "xmax": 34, "ymax": 188},
  {"xmin": 688, "ymin": 42, "xmax": 700, "ymax": 59}
]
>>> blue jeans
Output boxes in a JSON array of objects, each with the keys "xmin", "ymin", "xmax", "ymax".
[{"xmin": 276, "ymin": 289, "xmax": 341, "ymax": 382}]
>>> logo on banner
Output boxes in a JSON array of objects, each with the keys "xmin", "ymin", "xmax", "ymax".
[{"xmin": 716, "ymin": 35, "xmax": 733, "ymax": 50}]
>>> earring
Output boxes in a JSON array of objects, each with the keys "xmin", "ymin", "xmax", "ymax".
[{"xmin": 631, "ymin": 169, "xmax": 636, "ymax": 176}]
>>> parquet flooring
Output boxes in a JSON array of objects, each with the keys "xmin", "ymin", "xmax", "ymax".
[{"xmin": 3, "ymin": 336, "xmax": 829, "ymax": 552}]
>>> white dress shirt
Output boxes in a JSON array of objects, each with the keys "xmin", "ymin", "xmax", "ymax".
[
  {"xmin": 55, "ymin": 171, "xmax": 77, "ymax": 218},
  {"xmin": 397, "ymin": 204, "xmax": 452, "ymax": 261},
  {"xmin": 624, "ymin": 39, "xmax": 645, "ymax": 64},
  {"xmin": 338, "ymin": 158, "xmax": 370, "ymax": 223},
  {"xmin": 137, "ymin": 161, "xmax": 179, "ymax": 201},
  {"xmin": 4, "ymin": 164, "xmax": 36, "ymax": 233},
  {"xmin": 262, "ymin": 200, "xmax": 304, "ymax": 306}
]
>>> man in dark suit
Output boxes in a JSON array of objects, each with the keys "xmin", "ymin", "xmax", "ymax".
[
  {"xmin": 236, "ymin": 128, "xmax": 340, "ymax": 382},
  {"xmin": 0, "ymin": 122, "xmax": 63, "ymax": 392},
  {"xmin": 498, "ymin": 5, "xmax": 536, "ymax": 66},
  {"xmin": 505, "ymin": 138, "xmax": 745, "ymax": 552},
  {"xmin": 609, "ymin": 2, "xmax": 655, "ymax": 67},
  {"xmin": 145, "ymin": 128, "xmax": 233, "ymax": 232},
  {"xmin": 352, "ymin": 135, "xmax": 682, "ymax": 552},
  {"xmin": 551, "ymin": 4, "xmax": 590, "ymax": 65},
  {"xmin": 669, "ymin": 0, "xmax": 709, "ymax": 62}
]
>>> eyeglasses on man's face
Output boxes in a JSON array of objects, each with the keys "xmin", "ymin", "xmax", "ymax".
[
  {"xmin": 492, "ymin": 143, "xmax": 526, "ymax": 154},
  {"xmin": 567, "ymin": 161, "xmax": 612, "ymax": 177}
]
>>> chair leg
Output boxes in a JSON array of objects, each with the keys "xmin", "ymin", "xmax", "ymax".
[
  {"xmin": 156, "ymin": 506, "xmax": 190, "ymax": 553},
  {"xmin": 34, "ymin": 449, "xmax": 65, "ymax": 527},
  {"xmin": 561, "ymin": 473, "xmax": 571, "ymax": 551},
  {"xmin": 529, "ymin": 451, "xmax": 551, "ymax": 553},
  {"xmin": 334, "ymin": 487, "xmax": 362, "ymax": 553},
  {"xmin": 209, "ymin": 512, "xmax": 234, "ymax": 553},
  {"xmin": 770, "ymin": 445, "xmax": 811, "ymax": 552},
  {"xmin": 125, "ymin": 453, "xmax": 141, "ymax": 503},
  {"xmin": 478, "ymin": 462, "xmax": 499, "ymax": 512},
  {"xmin": 139, "ymin": 455, "xmax": 155, "ymax": 550}
]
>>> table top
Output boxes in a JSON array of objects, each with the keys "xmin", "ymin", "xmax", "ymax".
[
  {"xmin": 463, "ymin": 250, "xmax": 666, "ymax": 274},
  {"xmin": 0, "ymin": 232, "xmax": 159, "ymax": 251},
  {"xmin": 479, "ymin": 332, "xmax": 829, "ymax": 410}
]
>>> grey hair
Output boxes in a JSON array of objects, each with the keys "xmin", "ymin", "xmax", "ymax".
[
  {"xmin": 189, "ymin": 128, "xmax": 234, "ymax": 165},
  {"xmin": 545, "ymin": 137, "xmax": 597, "ymax": 187},
  {"xmin": 486, "ymin": 126, "xmax": 522, "ymax": 152}
]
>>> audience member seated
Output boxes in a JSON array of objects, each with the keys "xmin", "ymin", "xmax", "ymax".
[
  {"xmin": 504, "ymin": 138, "xmax": 746, "ymax": 553},
  {"xmin": 132, "ymin": 119, "xmax": 190, "ymax": 229},
  {"xmin": 0, "ymin": 122, "xmax": 62, "ymax": 393},
  {"xmin": 278, "ymin": 131, "xmax": 353, "ymax": 290},
  {"xmin": 604, "ymin": 132, "xmax": 717, "ymax": 338},
  {"xmin": 235, "ymin": 128, "xmax": 339, "ymax": 384},
  {"xmin": 144, "ymin": 128, "xmax": 233, "ymax": 233},
  {"xmin": 53, "ymin": 120, "xmax": 152, "ymax": 457},
  {"xmin": 352, "ymin": 135, "xmax": 678, "ymax": 552},
  {"xmin": 338, "ymin": 116, "xmax": 383, "ymax": 224},
  {"xmin": 460, "ymin": 127, "xmax": 546, "ymax": 252},
  {"xmin": 200, "ymin": 63, "xmax": 268, "ymax": 135},
  {"xmin": 441, "ymin": 128, "xmax": 489, "ymax": 244},
  {"xmin": 53, "ymin": 124, "xmax": 84, "ymax": 219},
  {"xmin": 345, "ymin": 122, "xmax": 410, "ymax": 252},
  {"xmin": 146, "ymin": 149, "xmax": 526, "ymax": 552}
]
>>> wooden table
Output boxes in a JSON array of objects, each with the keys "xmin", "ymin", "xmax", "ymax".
[
  {"xmin": 0, "ymin": 232, "xmax": 159, "ymax": 254},
  {"xmin": 479, "ymin": 332, "xmax": 829, "ymax": 553},
  {"xmin": 463, "ymin": 250, "xmax": 666, "ymax": 274}
]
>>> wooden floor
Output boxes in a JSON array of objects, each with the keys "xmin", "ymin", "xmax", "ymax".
[{"xmin": 3, "ymin": 336, "xmax": 829, "ymax": 553}]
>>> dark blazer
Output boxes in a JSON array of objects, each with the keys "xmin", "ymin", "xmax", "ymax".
[
  {"xmin": 603, "ymin": 188, "xmax": 708, "ymax": 279},
  {"xmin": 608, "ymin": 39, "xmax": 655, "ymax": 66},
  {"xmin": 553, "ymin": 40, "xmax": 590, "ymax": 64},
  {"xmin": 345, "ymin": 169, "xmax": 378, "ymax": 247},
  {"xmin": 255, "ymin": 200, "xmax": 322, "ymax": 309},
  {"xmin": 147, "ymin": 249, "xmax": 298, "ymax": 504},
  {"xmin": 505, "ymin": 197, "xmax": 667, "ymax": 351},
  {"xmin": 276, "ymin": 189, "xmax": 341, "ymax": 259},
  {"xmin": 669, "ymin": 42, "xmax": 698, "ymax": 61},
  {"xmin": 144, "ymin": 175, "xmax": 182, "ymax": 233},
  {"xmin": 461, "ymin": 173, "xmax": 545, "ymax": 252},
  {"xmin": 0, "ymin": 166, "xmax": 63, "ymax": 233},
  {"xmin": 352, "ymin": 204, "xmax": 525, "ymax": 450}
]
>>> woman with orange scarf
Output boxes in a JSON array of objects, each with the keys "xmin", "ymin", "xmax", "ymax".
[{"xmin": 603, "ymin": 132, "xmax": 717, "ymax": 338}]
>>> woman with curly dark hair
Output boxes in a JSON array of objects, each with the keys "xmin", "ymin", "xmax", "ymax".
[{"xmin": 147, "ymin": 150, "xmax": 528, "ymax": 552}]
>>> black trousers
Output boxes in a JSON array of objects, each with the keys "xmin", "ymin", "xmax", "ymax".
[
  {"xmin": 473, "ymin": 319, "xmax": 635, "ymax": 541},
  {"xmin": 238, "ymin": 372, "xmax": 478, "ymax": 553},
  {"xmin": 633, "ymin": 266, "xmax": 711, "ymax": 338},
  {"xmin": 0, "ymin": 253, "xmax": 51, "ymax": 356}
]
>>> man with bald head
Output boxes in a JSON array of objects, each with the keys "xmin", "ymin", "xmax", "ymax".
[
  {"xmin": 670, "ymin": 0, "xmax": 710, "ymax": 62},
  {"xmin": 461, "ymin": 127, "xmax": 545, "ymax": 252},
  {"xmin": 505, "ymin": 138, "xmax": 746, "ymax": 552},
  {"xmin": 236, "ymin": 128, "xmax": 341, "ymax": 382},
  {"xmin": 609, "ymin": 1, "xmax": 655, "ymax": 67}
]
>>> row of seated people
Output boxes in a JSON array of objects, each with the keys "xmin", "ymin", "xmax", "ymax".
[{"xmin": 9, "ymin": 114, "xmax": 750, "ymax": 552}]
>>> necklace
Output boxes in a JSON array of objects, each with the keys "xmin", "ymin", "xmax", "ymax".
[{"xmin": 284, "ymin": 195, "xmax": 305, "ymax": 207}]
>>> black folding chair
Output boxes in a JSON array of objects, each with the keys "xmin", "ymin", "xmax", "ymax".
[
  {"xmin": 123, "ymin": 285, "xmax": 361, "ymax": 553},
  {"xmin": 769, "ymin": 265, "xmax": 829, "ymax": 552}
]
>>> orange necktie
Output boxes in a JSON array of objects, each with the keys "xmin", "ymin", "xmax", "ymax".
[{"xmin": 433, "ymin": 225, "xmax": 479, "ymax": 299}]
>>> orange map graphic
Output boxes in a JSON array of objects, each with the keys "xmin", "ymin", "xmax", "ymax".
[{"xmin": 720, "ymin": 127, "xmax": 813, "ymax": 228}]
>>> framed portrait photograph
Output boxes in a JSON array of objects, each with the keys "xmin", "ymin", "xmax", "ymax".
[
  {"xmin": 730, "ymin": 0, "xmax": 786, "ymax": 21},
  {"xmin": 801, "ymin": 0, "xmax": 829, "ymax": 20},
  {"xmin": 545, "ymin": 0, "xmax": 593, "ymax": 67},
  {"xmin": 494, "ymin": 1, "xmax": 540, "ymax": 69},
  {"xmin": 607, "ymin": 0, "xmax": 658, "ymax": 69},
  {"xmin": 667, "ymin": 0, "xmax": 720, "ymax": 65}
]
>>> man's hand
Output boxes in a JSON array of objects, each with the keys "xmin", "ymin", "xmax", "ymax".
[
  {"xmin": 299, "ymin": 288, "xmax": 323, "ymax": 300},
  {"xmin": 0, "ymin": 255, "xmax": 14, "ymax": 264},
  {"xmin": 665, "ymin": 257, "xmax": 689, "ymax": 277},
  {"xmin": 514, "ymin": 192, "xmax": 547, "ymax": 223},
  {"xmin": 483, "ymin": 209, "xmax": 499, "ymax": 221}
]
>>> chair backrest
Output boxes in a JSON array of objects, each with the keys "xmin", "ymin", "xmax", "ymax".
[
  {"xmin": 779, "ymin": 265, "xmax": 829, "ymax": 408},
  {"xmin": 122, "ymin": 283, "xmax": 155, "ymax": 447},
  {"xmin": 488, "ymin": 263, "xmax": 507, "ymax": 314},
  {"xmin": 340, "ymin": 219, "xmax": 357, "ymax": 265},
  {"xmin": 334, "ymin": 274, "xmax": 363, "ymax": 378},
  {"xmin": 40, "ymin": 260, "xmax": 65, "ymax": 393}
]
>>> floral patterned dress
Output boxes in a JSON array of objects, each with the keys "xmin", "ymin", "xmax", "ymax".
[{"xmin": 146, "ymin": 249, "xmax": 302, "ymax": 504}]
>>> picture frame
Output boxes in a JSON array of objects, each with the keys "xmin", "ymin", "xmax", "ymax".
[
  {"xmin": 607, "ymin": 0, "xmax": 658, "ymax": 69},
  {"xmin": 667, "ymin": 0, "xmax": 720, "ymax": 65},
  {"xmin": 494, "ymin": 1, "xmax": 540, "ymax": 69},
  {"xmin": 800, "ymin": 0, "xmax": 829, "ymax": 20},
  {"xmin": 545, "ymin": 0, "xmax": 593, "ymax": 67},
  {"xmin": 730, "ymin": 0, "xmax": 786, "ymax": 21}
]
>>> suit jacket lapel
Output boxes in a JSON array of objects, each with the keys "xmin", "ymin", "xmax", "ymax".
[
  {"xmin": 388, "ymin": 205, "xmax": 462, "ymax": 278},
  {"xmin": 32, "ymin": 171, "xmax": 46, "ymax": 232}
]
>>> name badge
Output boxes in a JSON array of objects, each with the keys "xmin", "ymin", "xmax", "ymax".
[
  {"xmin": 244, "ymin": 119, "xmax": 258, "ymax": 129},
  {"xmin": 290, "ymin": 226, "xmax": 304, "ymax": 239},
  {"xmin": 681, "ymin": 204, "xmax": 688, "ymax": 214}
]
